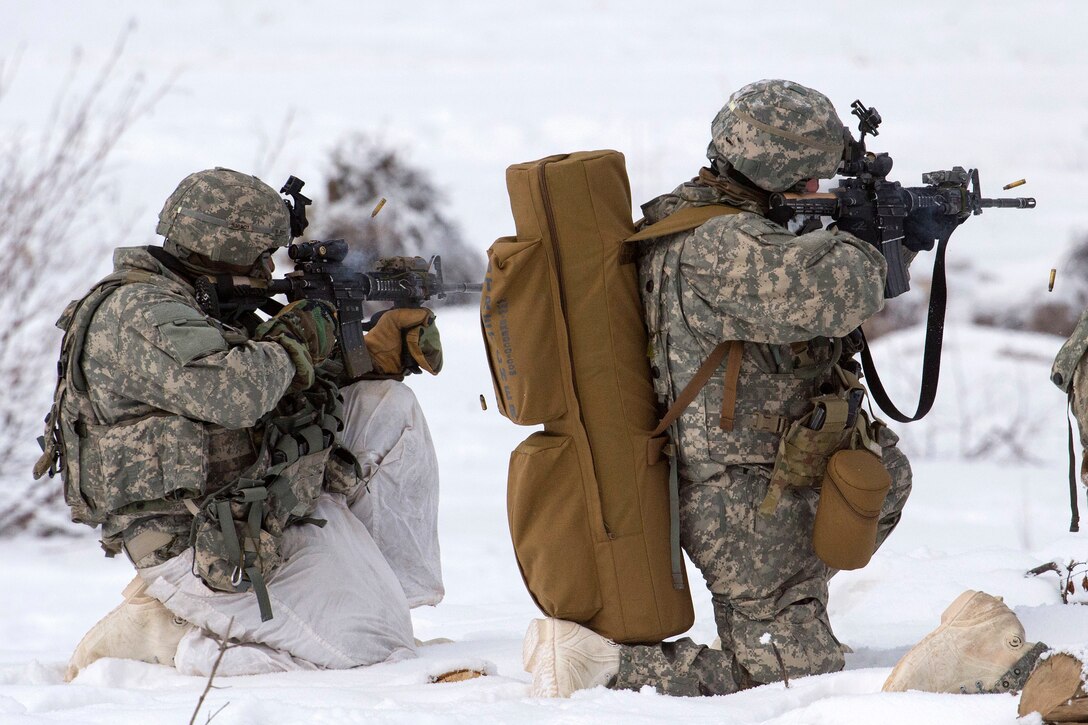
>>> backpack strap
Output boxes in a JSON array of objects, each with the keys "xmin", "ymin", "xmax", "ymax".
[
  {"xmin": 653, "ymin": 342, "xmax": 727, "ymax": 437},
  {"xmin": 626, "ymin": 204, "xmax": 743, "ymax": 243},
  {"xmin": 652, "ymin": 340, "xmax": 745, "ymax": 589},
  {"xmin": 621, "ymin": 204, "xmax": 742, "ymax": 263},
  {"xmin": 719, "ymin": 340, "xmax": 745, "ymax": 431}
]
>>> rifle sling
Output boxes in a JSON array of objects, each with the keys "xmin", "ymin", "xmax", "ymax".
[
  {"xmin": 146, "ymin": 245, "xmax": 195, "ymax": 281},
  {"xmin": 859, "ymin": 234, "xmax": 950, "ymax": 423},
  {"xmin": 1068, "ymin": 398, "xmax": 1081, "ymax": 533}
]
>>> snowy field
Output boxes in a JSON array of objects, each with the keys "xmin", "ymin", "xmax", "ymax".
[
  {"xmin": 4, "ymin": 1, "xmax": 1088, "ymax": 723},
  {"xmin": 3, "ymin": 313, "xmax": 1088, "ymax": 724}
]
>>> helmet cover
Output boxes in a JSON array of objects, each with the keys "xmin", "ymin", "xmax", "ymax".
[
  {"xmin": 711, "ymin": 79, "xmax": 845, "ymax": 192},
  {"xmin": 156, "ymin": 167, "xmax": 290, "ymax": 268}
]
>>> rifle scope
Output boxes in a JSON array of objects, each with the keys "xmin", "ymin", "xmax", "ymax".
[{"xmin": 288, "ymin": 239, "xmax": 349, "ymax": 263}]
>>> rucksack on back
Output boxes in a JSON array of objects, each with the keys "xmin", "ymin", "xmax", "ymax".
[{"xmin": 480, "ymin": 150, "xmax": 694, "ymax": 644}]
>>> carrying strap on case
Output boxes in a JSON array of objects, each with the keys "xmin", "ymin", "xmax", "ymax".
[
  {"xmin": 650, "ymin": 340, "xmax": 744, "ymax": 586},
  {"xmin": 632, "ymin": 205, "xmax": 744, "ymax": 587}
]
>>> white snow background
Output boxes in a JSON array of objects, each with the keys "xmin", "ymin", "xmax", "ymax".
[{"xmin": 3, "ymin": 2, "xmax": 1088, "ymax": 723}]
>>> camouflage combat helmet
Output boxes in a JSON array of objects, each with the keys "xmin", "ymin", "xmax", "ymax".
[
  {"xmin": 710, "ymin": 79, "xmax": 845, "ymax": 192},
  {"xmin": 156, "ymin": 167, "xmax": 291, "ymax": 268}
]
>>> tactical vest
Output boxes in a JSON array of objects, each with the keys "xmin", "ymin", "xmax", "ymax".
[
  {"xmin": 36, "ymin": 266, "xmax": 359, "ymax": 620},
  {"xmin": 635, "ymin": 207, "xmax": 876, "ymax": 514},
  {"xmin": 638, "ymin": 217, "xmax": 842, "ymax": 458}
]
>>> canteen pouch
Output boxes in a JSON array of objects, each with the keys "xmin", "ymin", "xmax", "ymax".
[{"xmin": 812, "ymin": 448, "xmax": 891, "ymax": 570}]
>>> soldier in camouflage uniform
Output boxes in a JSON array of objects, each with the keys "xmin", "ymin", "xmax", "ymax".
[
  {"xmin": 48, "ymin": 168, "xmax": 446, "ymax": 678},
  {"xmin": 524, "ymin": 80, "xmax": 929, "ymax": 698},
  {"xmin": 1053, "ymin": 309, "xmax": 1088, "ymax": 481}
]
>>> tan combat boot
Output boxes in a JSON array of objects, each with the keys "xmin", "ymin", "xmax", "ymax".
[
  {"xmin": 882, "ymin": 590, "xmax": 1046, "ymax": 694},
  {"xmin": 523, "ymin": 618, "xmax": 620, "ymax": 697},
  {"xmin": 66, "ymin": 576, "xmax": 192, "ymax": 681},
  {"xmin": 1018, "ymin": 653, "xmax": 1088, "ymax": 722}
]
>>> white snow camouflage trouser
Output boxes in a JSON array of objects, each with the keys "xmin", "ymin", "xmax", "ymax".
[{"xmin": 139, "ymin": 379, "xmax": 443, "ymax": 676}]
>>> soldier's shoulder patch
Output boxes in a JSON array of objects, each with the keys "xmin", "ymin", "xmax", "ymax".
[{"xmin": 143, "ymin": 300, "xmax": 228, "ymax": 366}]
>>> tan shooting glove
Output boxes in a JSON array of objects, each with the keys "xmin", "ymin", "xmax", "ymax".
[
  {"xmin": 364, "ymin": 308, "xmax": 443, "ymax": 378},
  {"xmin": 255, "ymin": 299, "xmax": 337, "ymax": 392}
]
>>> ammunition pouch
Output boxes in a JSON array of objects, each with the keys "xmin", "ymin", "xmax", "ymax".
[
  {"xmin": 760, "ymin": 395, "xmax": 853, "ymax": 515},
  {"xmin": 760, "ymin": 365, "xmax": 893, "ymax": 570},
  {"xmin": 760, "ymin": 366, "xmax": 888, "ymax": 518}
]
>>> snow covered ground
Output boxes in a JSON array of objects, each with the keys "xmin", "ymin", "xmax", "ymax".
[
  {"xmin": 3, "ymin": 312, "xmax": 1088, "ymax": 724},
  {"xmin": 4, "ymin": 1, "xmax": 1088, "ymax": 723}
]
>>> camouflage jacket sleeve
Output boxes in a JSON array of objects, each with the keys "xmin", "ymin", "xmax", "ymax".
[
  {"xmin": 680, "ymin": 212, "xmax": 887, "ymax": 344},
  {"xmin": 1053, "ymin": 307, "xmax": 1088, "ymax": 393},
  {"xmin": 83, "ymin": 283, "xmax": 295, "ymax": 429}
]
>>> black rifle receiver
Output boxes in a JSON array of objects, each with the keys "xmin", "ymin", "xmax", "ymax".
[
  {"xmin": 196, "ymin": 178, "xmax": 482, "ymax": 381},
  {"xmin": 764, "ymin": 103, "xmax": 1037, "ymax": 425},
  {"xmin": 767, "ymin": 100, "xmax": 1035, "ymax": 299}
]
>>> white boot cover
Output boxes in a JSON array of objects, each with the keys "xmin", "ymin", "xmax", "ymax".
[
  {"xmin": 67, "ymin": 577, "xmax": 191, "ymax": 681},
  {"xmin": 523, "ymin": 618, "xmax": 620, "ymax": 697}
]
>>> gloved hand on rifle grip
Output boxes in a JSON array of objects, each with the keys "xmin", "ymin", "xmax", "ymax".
[
  {"xmin": 830, "ymin": 216, "xmax": 881, "ymax": 246},
  {"xmin": 903, "ymin": 205, "xmax": 967, "ymax": 253},
  {"xmin": 255, "ymin": 299, "xmax": 337, "ymax": 392},
  {"xmin": 364, "ymin": 308, "xmax": 443, "ymax": 379}
]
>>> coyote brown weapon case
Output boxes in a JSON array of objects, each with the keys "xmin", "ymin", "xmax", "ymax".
[{"xmin": 481, "ymin": 150, "xmax": 694, "ymax": 644}]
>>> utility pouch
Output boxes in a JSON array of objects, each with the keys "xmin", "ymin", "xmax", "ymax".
[
  {"xmin": 812, "ymin": 448, "xmax": 892, "ymax": 570},
  {"xmin": 760, "ymin": 395, "xmax": 852, "ymax": 515}
]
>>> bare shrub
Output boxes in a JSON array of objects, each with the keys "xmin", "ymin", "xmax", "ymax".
[
  {"xmin": 308, "ymin": 133, "xmax": 484, "ymax": 297},
  {"xmin": 0, "ymin": 30, "xmax": 166, "ymax": 536}
]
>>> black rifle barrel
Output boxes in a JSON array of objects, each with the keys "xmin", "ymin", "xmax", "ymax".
[
  {"xmin": 978, "ymin": 197, "xmax": 1036, "ymax": 209},
  {"xmin": 440, "ymin": 282, "xmax": 483, "ymax": 294}
]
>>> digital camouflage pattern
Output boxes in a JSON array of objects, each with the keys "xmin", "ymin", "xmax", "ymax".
[
  {"xmin": 711, "ymin": 79, "xmax": 845, "ymax": 193},
  {"xmin": 616, "ymin": 439, "xmax": 911, "ymax": 696},
  {"xmin": 156, "ymin": 167, "xmax": 291, "ymax": 268},
  {"xmin": 76, "ymin": 246, "xmax": 295, "ymax": 563},
  {"xmin": 1053, "ymin": 308, "xmax": 1088, "ymax": 484},
  {"xmin": 616, "ymin": 180, "xmax": 912, "ymax": 695},
  {"xmin": 639, "ymin": 200, "xmax": 887, "ymax": 473},
  {"xmin": 1052, "ymin": 307, "xmax": 1088, "ymax": 395}
]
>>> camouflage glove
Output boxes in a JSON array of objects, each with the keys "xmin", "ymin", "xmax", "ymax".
[
  {"xmin": 364, "ymin": 308, "xmax": 443, "ymax": 378},
  {"xmin": 255, "ymin": 299, "xmax": 337, "ymax": 392}
]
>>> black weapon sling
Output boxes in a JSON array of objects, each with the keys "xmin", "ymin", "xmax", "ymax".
[{"xmin": 858, "ymin": 234, "xmax": 951, "ymax": 424}]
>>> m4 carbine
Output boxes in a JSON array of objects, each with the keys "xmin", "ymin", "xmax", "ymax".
[
  {"xmin": 767, "ymin": 100, "xmax": 1035, "ymax": 299},
  {"xmin": 764, "ymin": 102, "xmax": 1036, "ymax": 424},
  {"xmin": 195, "ymin": 177, "xmax": 481, "ymax": 381}
]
